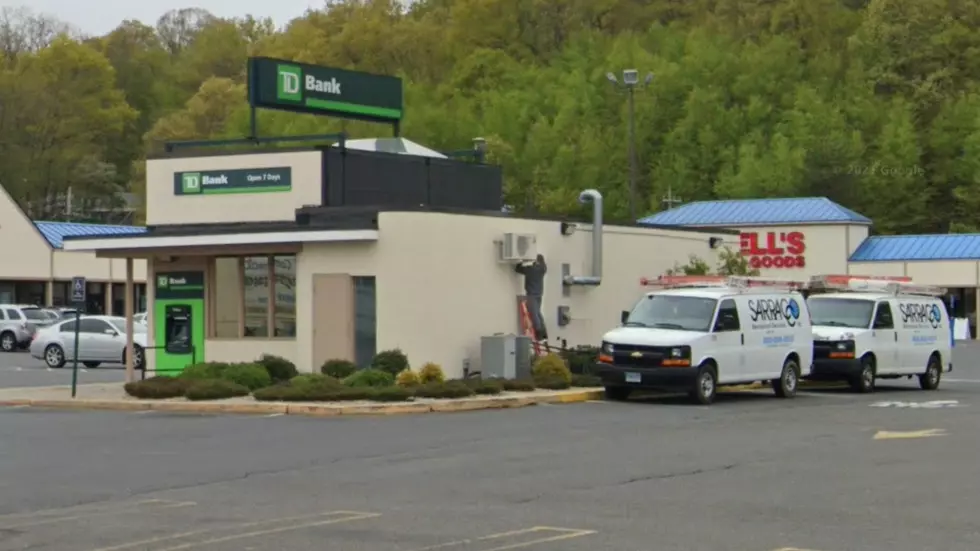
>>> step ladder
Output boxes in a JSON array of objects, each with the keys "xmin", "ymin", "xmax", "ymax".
[{"xmin": 518, "ymin": 296, "xmax": 543, "ymax": 357}]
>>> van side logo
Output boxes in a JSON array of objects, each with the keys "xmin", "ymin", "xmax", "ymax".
[
  {"xmin": 748, "ymin": 298, "xmax": 801, "ymax": 328},
  {"xmin": 900, "ymin": 303, "xmax": 942, "ymax": 329}
]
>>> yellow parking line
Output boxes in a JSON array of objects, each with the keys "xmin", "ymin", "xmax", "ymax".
[
  {"xmin": 88, "ymin": 511, "xmax": 379, "ymax": 551},
  {"xmin": 406, "ymin": 526, "xmax": 597, "ymax": 551},
  {"xmin": 0, "ymin": 500, "xmax": 195, "ymax": 530}
]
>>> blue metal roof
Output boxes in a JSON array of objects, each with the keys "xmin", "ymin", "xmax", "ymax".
[
  {"xmin": 34, "ymin": 221, "xmax": 147, "ymax": 249},
  {"xmin": 850, "ymin": 234, "xmax": 980, "ymax": 262},
  {"xmin": 638, "ymin": 197, "xmax": 872, "ymax": 226}
]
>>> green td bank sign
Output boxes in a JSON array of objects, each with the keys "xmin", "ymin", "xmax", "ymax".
[
  {"xmin": 174, "ymin": 167, "xmax": 291, "ymax": 196},
  {"xmin": 248, "ymin": 56, "xmax": 403, "ymax": 123}
]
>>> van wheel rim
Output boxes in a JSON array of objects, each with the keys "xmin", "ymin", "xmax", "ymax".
[
  {"xmin": 928, "ymin": 365, "xmax": 939, "ymax": 384},
  {"xmin": 785, "ymin": 366, "xmax": 797, "ymax": 391},
  {"xmin": 701, "ymin": 374, "xmax": 714, "ymax": 397},
  {"xmin": 863, "ymin": 367, "xmax": 874, "ymax": 387}
]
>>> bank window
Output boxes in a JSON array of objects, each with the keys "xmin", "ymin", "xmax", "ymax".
[
  {"xmin": 210, "ymin": 255, "xmax": 296, "ymax": 339},
  {"xmin": 353, "ymin": 276, "xmax": 376, "ymax": 367}
]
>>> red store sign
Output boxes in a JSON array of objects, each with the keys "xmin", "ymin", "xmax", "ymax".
[{"xmin": 740, "ymin": 231, "xmax": 806, "ymax": 269}]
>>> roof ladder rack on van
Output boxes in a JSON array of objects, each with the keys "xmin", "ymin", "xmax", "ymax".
[
  {"xmin": 640, "ymin": 275, "xmax": 807, "ymax": 292},
  {"xmin": 808, "ymin": 274, "xmax": 945, "ymax": 296}
]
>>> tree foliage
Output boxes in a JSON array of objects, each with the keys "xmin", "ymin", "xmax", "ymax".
[
  {"xmin": 3, "ymin": 0, "xmax": 980, "ymax": 230},
  {"xmin": 667, "ymin": 247, "xmax": 761, "ymax": 276}
]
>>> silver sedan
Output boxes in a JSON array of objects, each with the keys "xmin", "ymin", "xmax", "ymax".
[{"xmin": 30, "ymin": 316, "xmax": 147, "ymax": 369}]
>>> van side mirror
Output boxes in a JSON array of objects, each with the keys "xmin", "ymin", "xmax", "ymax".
[{"xmin": 621, "ymin": 310, "xmax": 630, "ymax": 325}]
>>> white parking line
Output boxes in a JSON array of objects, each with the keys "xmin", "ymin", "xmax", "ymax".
[{"xmin": 944, "ymin": 378, "xmax": 980, "ymax": 384}]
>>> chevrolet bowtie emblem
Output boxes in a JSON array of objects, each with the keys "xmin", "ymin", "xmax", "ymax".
[{"xmin": 630, "ymin": 352, "xmax": 643, "ymax": 358}]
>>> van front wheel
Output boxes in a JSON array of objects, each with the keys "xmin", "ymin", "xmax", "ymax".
[
  {"xmin": 689, "ymin": 364, "xmax": 717, "ymax": 405},
  {"xmin": 772, "ymin": 358, "xmax": 799, "ymax": 398},
  {"xmin": 850, "ymin": 356, "xmax": 876, "ymax": 393}
]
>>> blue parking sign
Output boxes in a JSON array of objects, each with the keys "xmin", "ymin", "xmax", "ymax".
[{"xmin": 71, "ymin": 277, "xmax": 86, "ymax": 303}]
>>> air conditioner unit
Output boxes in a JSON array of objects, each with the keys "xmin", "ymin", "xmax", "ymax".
[{"xmin": 498, "ymin": 233, "xmax": 537, "ymax": 262}]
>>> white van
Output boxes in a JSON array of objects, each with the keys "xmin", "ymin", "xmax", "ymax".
[
  {"xmin": 806, "ymin": 275, "xmax": 952, "ymax": 393},
  {"xmin": 595, "ymin": 276, "xmax": 814, "ymax": 405}
]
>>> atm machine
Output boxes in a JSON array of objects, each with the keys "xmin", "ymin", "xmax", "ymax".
[{"xmin": 153, "ymin": 271, "xmax": 205, "ymax": 375}]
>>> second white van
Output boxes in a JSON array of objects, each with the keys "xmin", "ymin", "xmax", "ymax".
[{"xmin": 594, "ymin": 276, "xmax": 814, "ymax": 405}]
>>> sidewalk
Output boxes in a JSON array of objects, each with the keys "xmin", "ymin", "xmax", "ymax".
[{"xmin": 0, "ymin": 383, "xmax": 606, "ymax": 417}]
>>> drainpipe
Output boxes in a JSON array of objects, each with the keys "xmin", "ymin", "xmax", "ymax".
[{"xmin": 563, "ymin": 189, "xmax": 603, "ymax": 286}]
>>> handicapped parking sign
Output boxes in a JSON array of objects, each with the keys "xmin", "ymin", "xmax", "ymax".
[{"xmin": 71, "ymin": 276, "xmax": 86, "ymax": 303}]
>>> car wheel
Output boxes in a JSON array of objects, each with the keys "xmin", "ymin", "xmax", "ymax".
[
  {"xmin": 44, "ymin": 344, "xmax": 66, "ymax": 369},
  {"xmin": 690, "ymin": 363, "xmax": 717, "ymax": 405},
  {"xmin": 772, "ymin": 357, "xmax": 800, "ymax": 398},
  {"xmin": 849, "ymin": 356, "xmax": 875, "ymax": 393},
  {"xmin": 0, "ymin": 331, "xmax": 15, "ymax": 352},
  {"xmin": 83, "ymin": 362, "xmax": 101, "ymax": 368},
  {"xmin": 124, "ymin": 345, "xmax": 145, "ymax": 370},
  {"xmin": 604, "ymin": 386, "xmax": 631, "ymax": 401},
  {"xmin": 919, "ymin": 355, "xmax": 942, "ymax": 390}
]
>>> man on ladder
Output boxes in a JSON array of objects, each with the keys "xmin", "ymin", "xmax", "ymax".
[{"xmin": 516, "ymin": 254, "xmax": 548, "ymax": 341}]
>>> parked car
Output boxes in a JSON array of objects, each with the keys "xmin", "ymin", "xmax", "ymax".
[
  {"xmin": 0, "ymin": 304, "xmax": 54, "ymax": 351},
  {"xmin": 29, "ymin": 315, "xmax": 147, "ymax": 369},
  {"xmin": 134, "ymin": 312, "xmax": 147, "ymax": 325}
]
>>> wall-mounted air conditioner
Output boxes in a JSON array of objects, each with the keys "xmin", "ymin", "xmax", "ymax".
[{"xmin": 497, "ymin": 233, "xmax": 537, "ymax": 262}]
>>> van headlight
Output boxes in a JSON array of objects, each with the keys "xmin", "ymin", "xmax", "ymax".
[
  {"xmin": 835, "ymin": 340, "xmax": 856, "ymax": 352},
  {"xmin": 602, "ymin": 342, "xmax": 614, "ymax": 354},
  {"xmin": 670, "ymin": 346, "xmax": 691, "ymax": 358}
]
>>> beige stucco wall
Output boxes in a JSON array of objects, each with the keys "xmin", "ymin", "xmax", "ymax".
[
  {"xmin": 294, "ymin": 212, "xmax": 737, "ymax": 377},
  {"xmin": 849, "ymin": 260, "xmax": 980, "ymax": 287},
  {"xmin": 145, "ymin": 151, "xmax": 323, "ymax": 226}
]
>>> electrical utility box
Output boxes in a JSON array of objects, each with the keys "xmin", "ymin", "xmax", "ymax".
[{"xmin": 480, "ymin": 334, "xmax": 533, "ymax": 379}]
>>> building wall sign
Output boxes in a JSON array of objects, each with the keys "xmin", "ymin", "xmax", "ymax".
[
  {"xmin": 174, "ymin": 167, "xmax": 291, "ymax": 195},
  {"xmin": 740, "ymin": 231, "xmax": 806, "ymax": 269}
]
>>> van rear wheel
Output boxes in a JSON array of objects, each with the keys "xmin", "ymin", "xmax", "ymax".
[
  {"xmin": 919, "ymin": 356, "xmax": 942, "ymax": 390},
  {"xmin": 850, "ymin": 356, "xmax": 875, "ymax": 393},
  {"xmin": 772, "ymin": 358, "xmax": 799, "ymax": 398}
]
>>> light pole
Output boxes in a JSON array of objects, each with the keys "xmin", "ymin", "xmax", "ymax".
[{"xmin": 607, "ymin": 69, "xmax": 653, "ymax": 221}]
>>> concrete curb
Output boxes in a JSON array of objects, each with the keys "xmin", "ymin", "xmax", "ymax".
[{"xmin": 0, "ymin": 389, "xmax": 605, "ymax": 417}]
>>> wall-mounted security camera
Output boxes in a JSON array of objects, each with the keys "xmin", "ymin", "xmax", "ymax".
[
  {"xmin": 560, "ymin": 222, "xmax": 577, "ymax": 236},
  {"xmin": 709, "ymin": 237, "xmax": 723, "ymax": 249},
  {"xmin": 623, "ymin": 69, "xmax": 639, "ymax": 85}
]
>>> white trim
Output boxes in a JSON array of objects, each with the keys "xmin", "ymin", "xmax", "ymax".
[{"xmin": 61, "ymin": 230, "xmax": 379, "ymax": 251}]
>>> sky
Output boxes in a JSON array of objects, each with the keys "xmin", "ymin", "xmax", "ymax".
[{"xmin": 1, "ymin": 0, "xmax": 325, "ymax": 36}]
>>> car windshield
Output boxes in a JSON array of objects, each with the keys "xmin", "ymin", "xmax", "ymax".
[
  {"xmin": 807, "ymin": 297, "xmax": 874, "ymax": 328},
  {"xmin": 108, "ymin": 318, "xmax": 147, "ymax": 334},
  {"xmin": 21, "ymin": 308, "xmax": 48, "ymax": 321},
  {"xmin": 625, "ymin": 294, "xmax": 718, "ymax": 332}
]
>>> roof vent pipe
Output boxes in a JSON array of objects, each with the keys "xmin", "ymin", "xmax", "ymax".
[{"xmin": 563, "ymin": 189, "xmax": 603, "ymax": 286}]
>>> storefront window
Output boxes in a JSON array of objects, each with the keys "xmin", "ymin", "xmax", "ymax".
[
  {"xmin": 86, "ymin": 282, "xmax": 105, "ymax": 314},
  {"xmin": 52, "ymin": 282, "xmax": 69, "ymax": 306},
  {"xmin": 15, "ymin": 282, "xmax": 45, "ymax": 306},
  {"xmin": 0, "ymin": 282, "xmax": 13, "ymax": 304},
  {"xmin": 353, "ymin": 276, "xmax": 376, "ymax": 367},
  {"xmin": 243, "ymin": 256, "xmax": 270, "ymax": 337},
  {"xmin": 274, "ymin": 256, "xmax": 296, "ymax": 337}
]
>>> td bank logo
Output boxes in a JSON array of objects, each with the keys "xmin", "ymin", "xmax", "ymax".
[
  {"xmin": 157, "ymin": 276, "xmax": 169, "ymax": 289},
  {"xmin": 277, "ymin": 63, "xmax": 341, "ymax": 102},
  {"xmin": 181, "ymin": 172, "xmax": 202, "ymax": 194}
]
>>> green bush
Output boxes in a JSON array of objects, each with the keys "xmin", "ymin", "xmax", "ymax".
[
  {"xmin": 471, "ymin": 380, "xmax": 503, "ymax": 395},
  {"xmin": 502, "ymin": 379, "xmax": 536, "ymax": 392},
  {"xmin": 344, "ymin": 368, "xmax": 395, "ymax": 388},
  {"xmin": 371, "ymin": 386, "xmax": 415, "ymax": 402},
  {"xmin": 535, "ymin": 376, "xmax": 571, "ymax": 390},
  {"xmin": 291, "ymin": 373, "xmax": 343, "ymax": 390},
  {"xmin": 257, "ymin": 354, "xmax": 299, "ymax": 382},
  {"xmin": 571, "ymin": 374, "xmax": 602, "ymax": 387},
  {"xmin": 563, "ymin": 346, "xmax": 599, "ymax": 374},
  {"xmin": 321, "ymin": 359, "xmax": 358, "ymax": 379},
  {"xmin": 371, "ymin": 349, "xmax": 410, "ymax": 376},
  {"xmin": 325, "ymin": 388, "xmax": 376, "ymax": 401},
  {"xmin": 418, "ymin": 362, "xmax": 445, "ymax": 384},
  {"xmin": 124, "ymin": 377, "xmax": 188, "ymax": 399},
  {"xmin": 220, "ymin": 363, "xmax": 272, "ymax": 390},
  {"xmin": 184, "ymin": 379, "xmax": 250, "ymax": 401},
  {"xmin": 253, "ymin": 384, "xmax": 309, "ymax": 402},
  {"xmin": 180, "ymin": 362, "xmax": 227, "ymax": 380},
  {"xmin": 414, "ymin": 382, "xmax": 474, "ymax": 399},
  {"xmin": 532, "ymin": 354, "xmax": 572, "ymax": 386}
]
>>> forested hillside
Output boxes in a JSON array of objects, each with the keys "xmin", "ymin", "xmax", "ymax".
[{"xmin": 1, "ymin": 0, "xmax": 979, "ymax": 231}]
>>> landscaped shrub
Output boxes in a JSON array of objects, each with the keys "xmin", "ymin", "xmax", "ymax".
[
  {"xmin": 535, "ymin": 377, "xmax": 571, "ymax": 390},
  {"xmin": 563, "ymin": 346, "xmax": 599, "ymax": 374},
  {"xmin": 291, "ymin": 373, "xmax": 343, "ymax": 390},
  {"xmin": 253, "ymin": 384, "xmax": 309, "ymax": 402},
  {"xmin": 470, "ymin": 379, "xmax": 503, "ymax": 395},
  {"xmin": 344, "ymin": 368, "xmax": 395, "ymax": 388},
  {"xmin": 502, "ymin": 379, "xmax": 536, "ymax": 392},
  {"xmin": 124, "ymin": 377, "xmax": 188, "ymax": 399},
  {"xmin": 571, "ymin": 374, "xmax": 602, "ymax": 387},
  {"xmin": 414, "ymin": 381, "xmax": 474, "ymax": 399},
  {"xmin": 325, "ymin": 388, "xmax": 376, "ymax": 401},
  {"xmin": 180, "ymin": 362, "xmax": 227, "ymax": 380},
  {"xmin": 371, "ymin": 386, "xmax": 415, "ymax": 402},
  {"xmin": 321, "ymin": 358, "xmax": 358, "ymax": 379},
  {"xmin": 257, "ymin": 354, "xmax": 299, "ymax": 382},
  {"xmin": 371, "ymin": 349, "xmax": 410, "ymax": 376},
  {"xmin": 395, "ymin": 369, "xmax": 420, "ymax": 387},
  {"xmin": 184, "ymin": 379, "xmax": 250, "ymax": 401},
  {"xmin": 220, "ymin": 363, "xmax": 272, "ymax": 390},
  {"xmin": 418, "ymin": 362, "xmax": 445, "ymax": 384},
  {"xmin": 532, "ymin": 354, "xmax": 572, "ymax": 386}
]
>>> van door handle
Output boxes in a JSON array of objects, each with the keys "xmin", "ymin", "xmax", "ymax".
[
  {"xmin": 894, "ymin": 332, "xmax": 898, "ymax": 342},
  {"xmin": 740, "ymin": 333, "xmax": 745, "ymax": 345}
]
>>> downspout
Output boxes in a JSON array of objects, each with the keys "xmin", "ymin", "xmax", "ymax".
[{"xmin": 563, "ymin": 189, "xmax": 603, "ymax": 286}]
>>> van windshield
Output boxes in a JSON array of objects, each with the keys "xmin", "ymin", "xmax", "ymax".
[
  {"xmin": 626, "ymin": 295, "xmax": 718, "ymax": 332},
  {"xmin": 807, "ymin": 297, "xmax": 874, "ymax": 328}
]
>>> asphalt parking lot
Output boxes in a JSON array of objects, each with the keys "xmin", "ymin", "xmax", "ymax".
[
  {"xmin": 0, "ymin": 350, "xmax": 126, "ymax": 387},
  {"xmin": 2, "ymin": 362, "xmax": 980, "ymax": 551}
]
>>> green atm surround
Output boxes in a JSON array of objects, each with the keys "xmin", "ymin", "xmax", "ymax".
[{"xmin": 153, "ymin": 271, "xmax": 206, "ymax": 376}]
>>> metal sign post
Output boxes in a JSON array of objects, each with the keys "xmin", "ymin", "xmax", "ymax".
[{"xmin": 70, "ymin": 277, "xmax": 86, "ymax": 398}]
